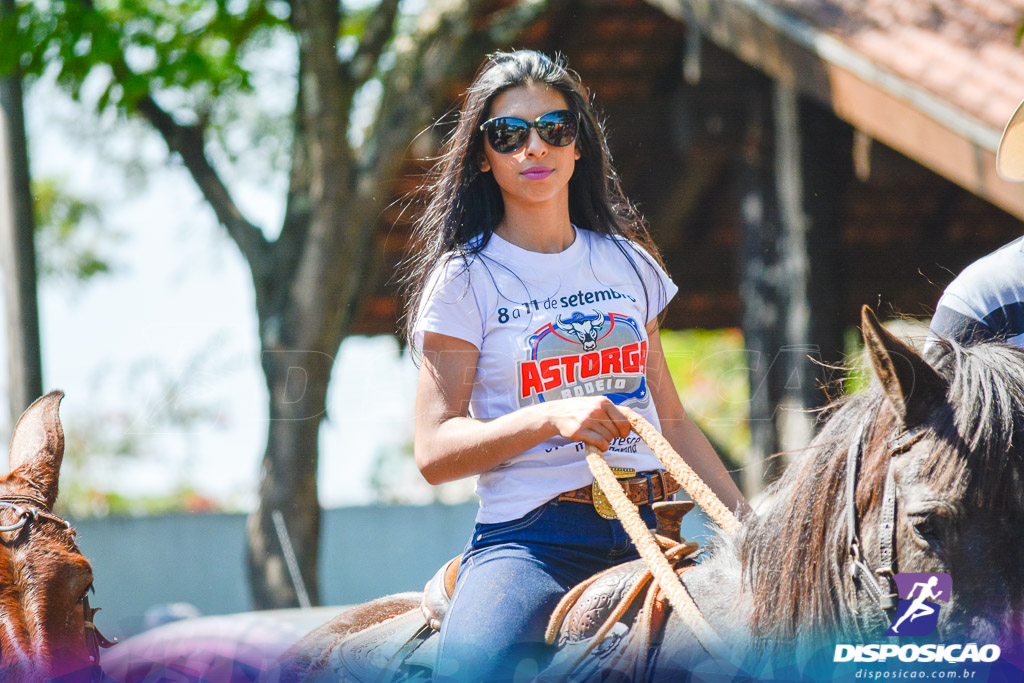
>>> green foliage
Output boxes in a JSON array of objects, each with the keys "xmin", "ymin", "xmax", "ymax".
[
  {"xmin": 660, "ymin": 328, "xmax": 750, "ymax": 470},
  {"xmin": 842, "ymin": 325, "xmax": 870, "ymax": 395},
  {"xmin": 339, "ymin": 5, "xmax": 373, "ymax": 40},
  {"xmin": 32, "ymin": 177, "xmax": 116, "ymax": 280},
  {"xmin": 3, "ymin": 0, "xmax": 288, "ymax": 113}
]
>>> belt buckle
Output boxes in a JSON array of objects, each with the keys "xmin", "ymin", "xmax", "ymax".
[{"xmin": 592, "ymin": 467, "xmax": 636, "ymax": 520}]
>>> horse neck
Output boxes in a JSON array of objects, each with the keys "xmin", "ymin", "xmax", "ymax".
[
  {"xmin": 741, "ymin": 511, "xmax": 865, "ymax": 640},
  {"xmin": 682, "ymin": 534, "xmax": 748, "ymax": 634},
  {"xmin": 738, "ymin": 406, "xmax": 891, "ymax": 644}
]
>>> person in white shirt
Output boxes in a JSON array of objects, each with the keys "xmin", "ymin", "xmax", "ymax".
[
  {"xmin": 929, "ymin": 98, "xmax": 1024, "ymax": 349},
  {"xmin": 401, "ymin": 50, "xmax": 747, "ymax": 681}
]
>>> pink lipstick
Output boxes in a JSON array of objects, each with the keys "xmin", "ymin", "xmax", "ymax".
[{"xmin": 522, "ymin": 166, "xmax": 554, "ymax": 180}]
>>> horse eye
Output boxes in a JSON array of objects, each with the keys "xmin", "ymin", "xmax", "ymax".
[
  {"xmin": 77, "ymin": 583, "xmax": 94, "ymax": 604},
  {"xmin": 909, "ymin": 513, "xmax": 942, "ymax": 547}
]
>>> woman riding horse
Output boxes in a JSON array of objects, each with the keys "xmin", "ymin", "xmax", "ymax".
[
  {"xmin": 401, "ymin": 49, "xmax": 748, "ymax": 681},
  {"xmin": 281, "ymin": 309, "xmax": 1024, "ymax": 681}
]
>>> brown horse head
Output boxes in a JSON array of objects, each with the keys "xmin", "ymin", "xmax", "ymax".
[
  {"xmin": 743, "ymin": 307, "xmax": 1024, "ymax": 652},
  {"xmin": 1, "ymin": 392, "xmax": 104, "ymax": 681},
  {"xmin": 857, "ymin": 307, "xmax": 1024, "ymax": 646}
]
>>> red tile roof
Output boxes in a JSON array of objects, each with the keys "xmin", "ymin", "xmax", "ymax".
[{"xmin": 769, "ymin": 0, "xmax": 1024, "ymax": 134}]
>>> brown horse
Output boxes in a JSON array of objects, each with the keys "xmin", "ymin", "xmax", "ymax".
[
  {"xmin": 280, "ymin": 308, "xmax": 1024, "ymax": 681},
  {"xmin": 1, "ymin": 392, "xmax": 114, "ymax": 682}
]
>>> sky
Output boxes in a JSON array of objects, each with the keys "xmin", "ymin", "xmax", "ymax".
[{"xmin": 0, "ymin": 67, "xmax": 441, "ymax": 511}]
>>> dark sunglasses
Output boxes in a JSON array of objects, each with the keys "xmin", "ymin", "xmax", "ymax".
[{"xmin": 479, "ymin": 109, "xmax": 580, "ymax": 154}]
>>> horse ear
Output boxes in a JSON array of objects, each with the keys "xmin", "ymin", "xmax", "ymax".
[
  {"xmin": 7, "ymin": 391, "xmax": 65, "ymax": 508},
  {"xmin": 861, "ymin": 307, "xmax": 946, "ymax": 427}
]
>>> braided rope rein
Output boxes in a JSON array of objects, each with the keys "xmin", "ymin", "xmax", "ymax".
[
  {"xmin": 618, "ymin": 406, "xmax": 739, "ymax": 535},
  {"xmin": 581, "ymin": 406, "xmax": 741, "ymax": 661}
]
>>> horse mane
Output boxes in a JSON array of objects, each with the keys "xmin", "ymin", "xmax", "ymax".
[{"xmin": 740, "ymin": 339, "xmax": 1024, "ymax": 643}]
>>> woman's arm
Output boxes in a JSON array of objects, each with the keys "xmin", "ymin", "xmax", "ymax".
[
  {"xmin": 414, "ymin": 331, "xmax": 632, "ymax": 485},
  {"xmin": 644, "ymin": 321, "xmax": 752, "ymax": 518}
]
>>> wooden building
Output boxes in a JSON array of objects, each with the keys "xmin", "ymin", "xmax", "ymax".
[{"xmin": 354, "ymin": 0, "xmax": 1024, "ymax": 491}]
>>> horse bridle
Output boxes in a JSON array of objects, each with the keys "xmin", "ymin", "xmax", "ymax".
[
  {"xmin": 844, "ymin": 421, "xmax": 926, "ymax": 633},
  {"xmin": 0, "ymin": 495, "xmax": 117, "ymax": 682}
]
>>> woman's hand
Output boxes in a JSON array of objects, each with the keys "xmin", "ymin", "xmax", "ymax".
[
  {"xmin": 415, "ymin": 333, "xmax": 634, "ymax": 484},
  {"xmin": 541, "ymin": 396, "xmax": 632, "ymax": 452}
]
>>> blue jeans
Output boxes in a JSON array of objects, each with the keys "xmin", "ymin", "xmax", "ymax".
[{"xmin": 435, "ymin": 497, "xmax": 658, "ymax": 682}]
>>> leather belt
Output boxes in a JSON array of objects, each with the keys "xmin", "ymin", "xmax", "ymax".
[{"xmin": 558, "ymin": 470, "xmax": 678, "ymax": 518}]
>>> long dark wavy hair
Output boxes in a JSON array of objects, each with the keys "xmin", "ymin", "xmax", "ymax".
[{"xmin": 401, "ymin": 49, "xmax": 668, "ymax": 346}]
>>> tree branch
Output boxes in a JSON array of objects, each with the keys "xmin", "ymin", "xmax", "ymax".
[
  {"xmin": 134, "ymin": 96, "xmax": 271, "ymax": 276},
  {"xmin": 348, "ymin": 0, "xmax": 401, "ymax": 85},
  {"xmin": 264, "ymin": 79, "xmax": 311, "ymax": 325},
  {"xmin": 75, "ymin": 0, "xmax": 271, "ymax": 277}
]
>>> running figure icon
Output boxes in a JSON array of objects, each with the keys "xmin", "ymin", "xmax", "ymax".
[{"xmin": 890, "ymin": 576, "xmax": 945, "ymax": 634}]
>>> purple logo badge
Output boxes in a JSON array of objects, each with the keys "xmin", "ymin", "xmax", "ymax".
[{"xmin": 884, "ymin": 573, "xmax": 952, "ymax": 637}]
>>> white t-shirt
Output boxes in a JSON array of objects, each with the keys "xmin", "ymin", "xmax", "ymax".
[{"xmin": 413, "ymin": 227, "xmax": 678, "ymax": 523}]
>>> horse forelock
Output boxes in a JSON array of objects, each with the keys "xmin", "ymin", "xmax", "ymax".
[{"xmin": 741, "ymin": 339, "xmax": 1024, "ymax": 647}]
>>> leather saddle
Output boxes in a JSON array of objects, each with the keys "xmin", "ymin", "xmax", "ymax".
[{"xmin": 326, "ymin": 501, "xmax": 698, "ymax": 682}]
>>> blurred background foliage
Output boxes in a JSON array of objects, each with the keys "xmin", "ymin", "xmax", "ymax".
[
  {"xmin": 3, "ymin": 0, "xmax": 287, "ymax": 113},
  {"xmin": 661, "ymin": 328, "xmax": 750, "ymax": 471},
  {"xmin": 32, "ymin": 176, "xmax": 117, "ymax": 281}
]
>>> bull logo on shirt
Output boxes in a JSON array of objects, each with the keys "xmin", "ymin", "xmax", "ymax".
[
  {"xmin": 517, "ymin": 310, "xmax": 649, "ymax": 409},
  {"xmin": 555, "ymin": 309, "xmax": 606, "ymax": 351}
]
